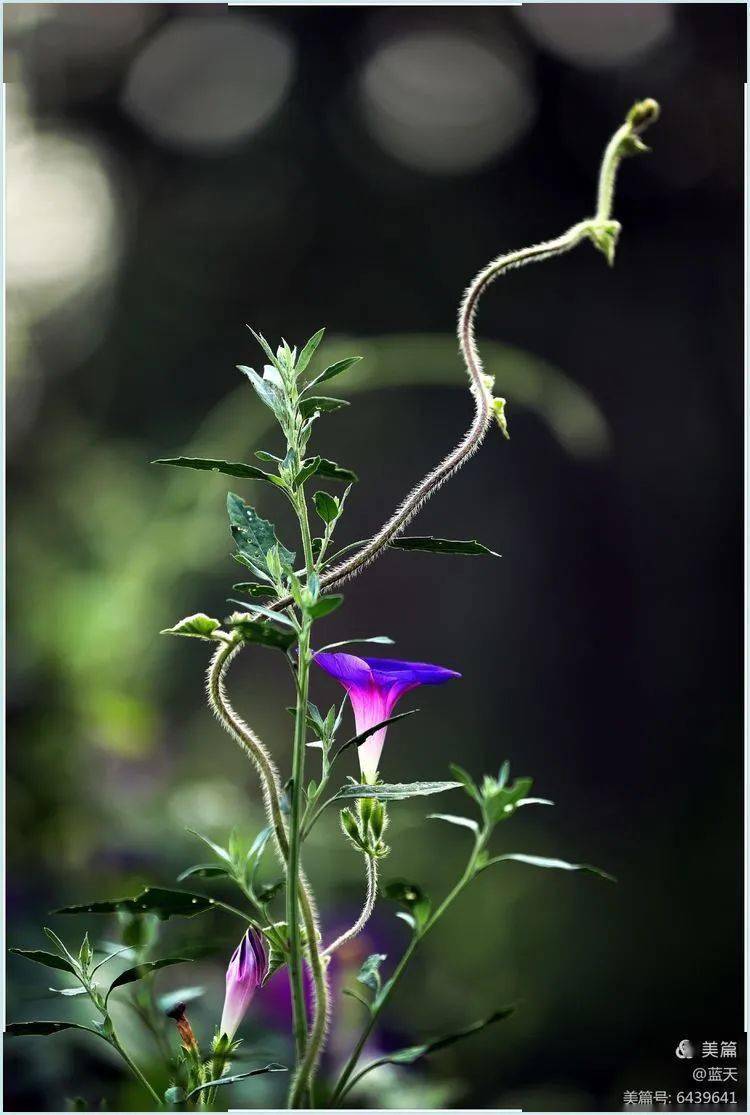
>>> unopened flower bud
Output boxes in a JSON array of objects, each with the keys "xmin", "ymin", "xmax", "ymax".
[
  {"xmin": 369, "ymin": 800, "xmax": 386, "ymax": 840},
  {"xmin": 219, "ymin": 927, "xmax": 268, "ymax": 1040},
  {"xmin": 358, "ymin": 796, "xmax": 375, "ymax": 829},
  {"xmin": 340, "ymin": 807, "xmax": 362, "ymax": 846},
  {"xmin": 627, "ymin": 98, "xmax": 660, "ymax": 135},
  {"xmin": 166, "ymin": 1002, "xmax": 200, "ymax": 1056}
]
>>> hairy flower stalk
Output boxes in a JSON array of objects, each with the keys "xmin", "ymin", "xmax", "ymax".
[{"xmin": 323, "ymin": 854, "xmax": 378, "ymax": 958}]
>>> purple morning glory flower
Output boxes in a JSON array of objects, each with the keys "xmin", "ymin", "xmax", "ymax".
[
  {"xmin": 219, "ymin": 926, "xmax": 269, "ymax": 1040},
  {"xmin": 313, "ymin": 652, "xmax": 461, "ymax": 782}
]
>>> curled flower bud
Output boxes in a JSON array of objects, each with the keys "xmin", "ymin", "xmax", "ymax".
[
  {"xmin": 219, "ymin": 927, "xmax": 268, "ymax": 1040},
  {"xmin": 166, "ymin": 1002, "xmax": 200, "ymax": 1056},
  {"xmin": 627, "ymin": 98, "xmax": 660, "ymax": 135}
]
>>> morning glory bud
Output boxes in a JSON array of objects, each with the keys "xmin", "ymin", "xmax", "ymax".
[{"xmin": 219, "ymin": 927, "xmax": 268, "ymax": 1040}]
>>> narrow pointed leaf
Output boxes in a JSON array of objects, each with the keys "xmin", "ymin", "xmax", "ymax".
[
  {"xmin": 9, "ymin": 949, "xmax": 77, "ymax": 975},
  {"xmin": 306, "ymin": 355, "xmax": 362, "ymax": 391},
  {"xmin": 177, "ymin": 864, "xmax": 231, "ymax": 882},
  {"xmin": 481, "ymin": 853, "xmax": 616, "ymax": 882},
  {"xmin": 232, "ymin": 582, "xmax": 274, "ymax": 600},
  {"xmin": 331, "ymin": 709, "xmax": 419, "ymax": 763},
  {"xmin": 295, "ymin": 327, "xmax": 325, "ymax": 375},
  {"xmin": 299, "ymin": 396, "xmax": 349, "ymax": 419},
  {"xmin": 389, "ymin": 536, "xmax": 500, "ymax": 557},
  {"xmin": 237, "ymin": 366, "xmax": 287, "ymax": 422},
  {"xmin": 49, "ymin": 985, "xmax": 87, "ymax": 996},
  {"xmin": 318, "ymin": 636, "xmax": 394, "ymax": 652},
  {"xmin": 226, "ymin": 602, "xmax": 296, "ymax": 629},
  {"xmin": 346, "ymin": 1007, "xmax": 515, "ymax": 1088},
  {"xmin": 151, "ymin": 457, "xmax": 282, "ymax": 486},
  {"xmin": 106, "ymin": 957, "xmax": 192, "ymax": 1003},
  {"xmin": 246, "ymin": 327, "xmax": 281, "ymax": 371},
  {"xmin": 186, "ymin": 828, "xmax": 232, "ymax": 864},
  {"xmin": 334, "ymin": 780, "xmax": 461, "ymax": 802},
  {"xmin": 428, "ymin": 813, "xmax": 479, "ymax": 834},
  {"xmin": 55, "ymin": 887, "xmax": 219, "ymax": 920},
  {"xmin": 5, "ymin": 1021, "xmax": 99, "ymax": 1038},
  {"xmin": 305, "ymin": 595, "xmax": 343, "ymax": 620},
  {"xmin": 186, "ymin": 1064, "xmax": 287, "ymax": 1100}
]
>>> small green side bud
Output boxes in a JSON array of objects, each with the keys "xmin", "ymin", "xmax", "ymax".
[
  {"xmin": 369, "ymin": 799, "xmax": 386, "ymax": 840},
  {"xmin": 493, "ymin": 397, "xmax": 510, "ymax": 440},
  {"xmin": 358, "ymin": 796, "xmax": 375, "ymax": 830},
  {"xmin": 587, "ymin": 220, "xmax": 621, "ymax": 267},
  {"xmin": 340, "ymin": 807, "xmax": 363, "ymax": 848}
]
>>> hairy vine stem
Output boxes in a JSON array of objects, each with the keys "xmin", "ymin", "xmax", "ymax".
[
  {"xmin": 206, "ymin": 638, "xmax": 330, "ymax": 1107},
  {"xmin": 322, "ymin": 856, "xmax": 378, "ymax": 959}
]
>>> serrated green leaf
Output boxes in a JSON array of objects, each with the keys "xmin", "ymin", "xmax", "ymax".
[
  {"xmin": 106, "ymin": 957, "xmax": 192, "ymax": 1003},
  {"xmin": 160, "ymin": 613, "xmax": 223, "ymax": 640},
  {"xmin": 226, "ymin": 614, "xmax": 297, "ymax": 652},
  {"xmin": 313, "ymin": 491, "xmax": 339, "ymax": 525},
  {"xmin": 305, "ymin": 595, "xmax": 343, "ymax": 620},
  {"xmin": 299, "ymin": 396, "xmax": 350, "ymax": 419},
  {"xmin": 55, "ymin": 887, "xmax": 218, "ymax": 921},
  {"xmin": 186, "ymin": 1064, "xmax": 287, "ymax": 1100},
  {"xmin": 227, "ymin": 493, "xmax": 295, "ymax": 573},
  {"xmin": 480, "ymin": 853, "xmax": 616, "ymax": 882},
  {"xmin": 389, "ymin": 536, "xmax": 500, "ymax": 557},
  {"xmin": 334, "ymin": 780, "xmax": 461, "ymax": 802},
  {"xmin": 9, "ymin": 949, "xmax": 77, "ymax": 975},
  {"xmin": 295, "ymin": 327, "xmax": 325, "ymax": 375},
  {"xmin": 306, "ymin": 355, "xmax": 362, "ymax": 391},
  {"xmin": 151, "ymin": 457, "xmax": 282, "ymax": 486},
  {"xmin": 5, "ymin": 1021, "xmax": 99, "ymax": 1038}
]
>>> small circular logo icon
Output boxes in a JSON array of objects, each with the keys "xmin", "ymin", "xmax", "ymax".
[{"xmin": 675, "ymin": 1039, "xmax": 694, "ymax": 1060}]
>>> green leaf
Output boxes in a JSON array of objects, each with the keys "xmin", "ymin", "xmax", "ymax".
[
  {"xmin": 160, "ymin": 613, "xmax": 223, "ymax": 640},
  {"xmin": 318, "ymin": 636, "xmax": 394, "ymax": 652},
  {"xmin": 226, "ymin": 614, "xmax": 297, "ymax": 652},
  {"xmin": 55, "ymin": 887, "xmax": 219, "ymax": 921},
  {"xmin": 448, "ymin": 763, "xmax": 481, "ymax": 803},
  {"xmin": 356, "ymin": 953, "xmax": 387, "ymax": 994},
  {"xmin": 106, "ymin": 957, "xmax": 192, "ymax": 1003},
  {"xmin": 299, "ymin": 396, "xmax": 350, "ymax": 419},
  {"xmin": 164, "ymin": 1085, "xmax": 187, "ymax": 1105},
  {"xmin": 186, "ymin": 828, "xmax": 232, "ymax": 864},
  {"xmin": 49, "ymin": 985, "xmax": 87, "ymax": 997},
  {"xmin": 427, "ymin": 813, "xmax": 479, "ymax": 835},
  {"xmin": 480, "ymin": 853, "xmax": 616, "ymax": 882},
  {"xmin": 232, "ymin": 582, "xmax": 273, "ymax": 600},
  {"xmin": 334, "ymin": 780, "xmax": 461, "ymax": 802},
  {"xmin": 227, "ymin": 493, "xmax": 295, "ymax": 573},
  {"xmin": 389, "ymin": 536, "xmax": 500, "ymax": 557},
  {"xmin": 237, "ymin": 366, "xmax": 287, "ymax": 422},
  {"xmin": 9, "ymin": 949, "xmax": 77, "ymax": 975},
  {"xmin": 151, "ymin": 457, "xmax": 282, "ymax": 486},
  {"xmin": 331, "ymin": 709, "xmax": 419, "ymax": 764},
  {"xmin": 306, "ymin": 355, "xmax": 362, "ymax": 391},
  {"xmin": 347, "ymin": 1007, "xmax": 515, "ymax": 1088},
  {"xmin": 314, "ymin": 457, "xmax": 358, "ymax": 484},
  {"xmin": 5, "ymin": 1021, "xmax": 99, "ymax": 1038},
  {"xmin": 342, "ymin": 986, "xmax": 372, "ymax": 1010},
  {"xmin": 295, "ymin": 327, "xmax": 325, "ymax": 375},
  {"xmin": 382, "ymin": 879, "xmax": 431, "ymax": 932},
  {"xmin": 177, "ymin": 864, "xmax": 231, "ymax": 882},
  {"xmin": 292, "ymin": 456, "xmax": 321, "ymax": 489},
  {"xmin": 483, "ymin": 776, "xmax": 534, "ymax": 824},
  {"xmin": 306, "ymin": 595, "xmax": 343, "ymax": 620},
  {"xmin": 226, "ymin": 601, "xmax": 296, "ymax": 629},
  {"xmin": 186, "ymin": 1065, "xmax": 287, "ymax": 1100},
  {"xmin": 246, "ymin": 327, "xmax": 282, "ymax": 371},
  {"xmin": 313, "ymin": 491, "xmax": 339, "ymax": 525}
]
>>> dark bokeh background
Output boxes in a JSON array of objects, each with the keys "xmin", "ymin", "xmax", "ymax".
[{"xmin": 4, "ymin": 4, "xmax": 745, "ymax": 1112}]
